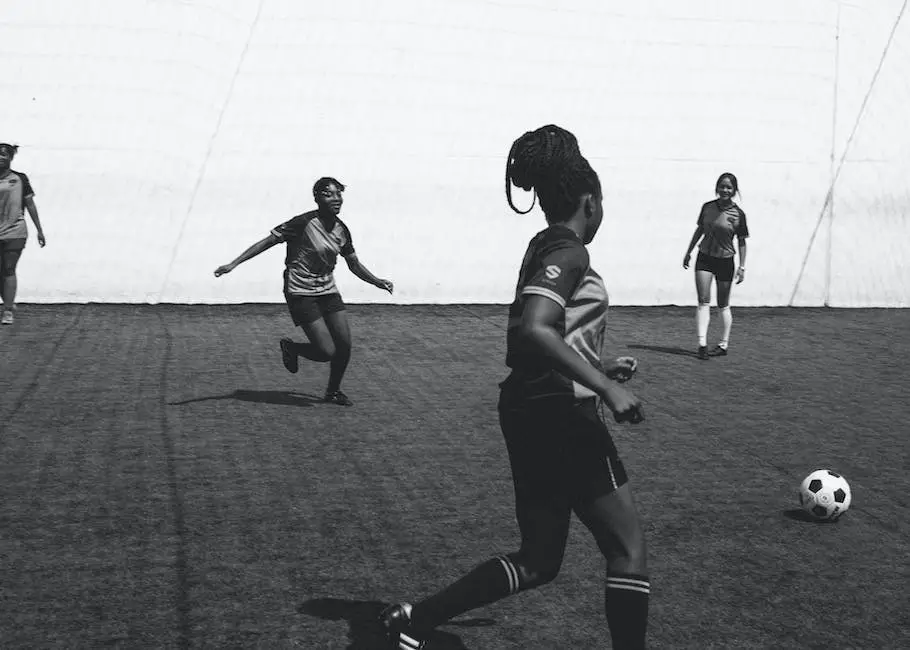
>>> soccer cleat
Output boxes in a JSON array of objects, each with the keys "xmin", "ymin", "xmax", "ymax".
[
  {"xmin": 279, "ymin": 338, "xmax": 299, "ymax": 374},
  {"xmin": 707, "ymin": 345, "xmax": 728, "ymax": 357},
  {"xmin": 696, "ymin": 345, "xmax": 709, "ymax": 360},
  {"xmin": 379, "ymin": 603, "xmax": 426, "ymax": 650},
  {"xmin": 324, "ymin": 390, "xmax": 354, "ymax": 406},
  {"xmin": 1, "ymin": 310, "xmax": 13, "ymax": 325}
]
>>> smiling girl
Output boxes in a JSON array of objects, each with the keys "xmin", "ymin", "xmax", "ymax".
[
  {"xmin": 214, "ymin": 177, "xmax": 393, "ymax": 405},
  {"xmin": 682, "ymin": 172, "xmax": 749, "ymax": 359}
]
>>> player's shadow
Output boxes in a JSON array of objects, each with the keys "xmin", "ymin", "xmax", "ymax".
[
  {"xmin": 169, "ymin": 389, "xmax": 322, "ymax": 408},
  {"xmin": 298, "ymin": 598, "xmax": 492, "ymax": 650},
  {"xmin": 628, "ymin": 344, "xmax": 697, "ymax": 358},
  {"xmin": 782, "ymin": 508, "xmax": 838, "ymax": 524}
]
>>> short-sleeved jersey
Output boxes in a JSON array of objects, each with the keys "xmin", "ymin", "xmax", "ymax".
[
  {"xmin": 697, "ymin": 199, "xmax": 749, "ymax": 259},
  {"xmin": 0, "ymin": 170, "xmax": 34, "ymax": 240},
  {"xmin": 270, "ymin": 210, "xmax": 355, "ymax": 296},
  {"xmin": 502, "ymin": 224, "xmax": 608, "ymax": 401}
]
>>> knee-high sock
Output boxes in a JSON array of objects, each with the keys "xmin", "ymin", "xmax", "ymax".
[
  {"xmin": 696, "ymin": 304, "xmax": 710, "ymax": 346},
  {"xmin": 291, "ymin": 341, "xmax": 332, "ymax": 362},
  {"xmin": 326, "ymin": 345, "xmax": 350, "ymax": 393},
  {"xmin": 410, "ymin": 555, "xmax": 521, "ymax": 632},
  {"xmin": 605, "ymin": 573, "xmax": 650, "ymax": 650},
  {"xmin": 2, "ymin": 275, "xmax": 17, "ymax": 310},
  {"xmin": 719, "ymin": 306, "xmax": 733, "ymax": 349}
]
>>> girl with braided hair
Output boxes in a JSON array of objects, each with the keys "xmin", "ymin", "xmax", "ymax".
[{"xmin": 382, "ymin": 125, "xmax": 650, "ymax": 650}]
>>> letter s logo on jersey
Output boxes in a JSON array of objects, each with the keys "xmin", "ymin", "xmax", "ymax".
[{"xmin": 544, "ymin": 265, "xmax": 561, "ymax": 280}]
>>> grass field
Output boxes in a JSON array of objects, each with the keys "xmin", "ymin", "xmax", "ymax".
[{"xmin": 2, "ymin": 304, "xmax": 909, "ymax": 649}]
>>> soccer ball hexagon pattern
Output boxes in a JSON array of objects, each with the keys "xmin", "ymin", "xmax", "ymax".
[{"xmin": 798, "ymin": 469, "xmax": 852, "ymax": 521}]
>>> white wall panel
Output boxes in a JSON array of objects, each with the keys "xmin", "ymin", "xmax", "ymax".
[{"xmin": 2, "ymin": 1, "xmax": 906, "ymax": 305}]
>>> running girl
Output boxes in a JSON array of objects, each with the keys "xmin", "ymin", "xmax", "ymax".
[{"xmin": 214, "ymin": 177, "xmax": 393, "ymax": 405}]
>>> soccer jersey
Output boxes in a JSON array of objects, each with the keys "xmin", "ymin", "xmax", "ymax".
[
  {"xmin": 502, "ymin": 224, "xmax": 608, "ymax": 401},
  {"xmin": 697, "ymin": 199, "xmax": 749, "ymax": 259},
  {"xmin": 0, "ymin": 170, "xmax": 33, "ymax": 240},
  {"xmin": 271, "ymin": 210, "xmax": 355, "ymax": 296}
]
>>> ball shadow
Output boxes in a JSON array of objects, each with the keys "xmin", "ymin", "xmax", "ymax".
[{"xmin": 782, "ymin": 508, "xmax": 838, "ymax": 524}]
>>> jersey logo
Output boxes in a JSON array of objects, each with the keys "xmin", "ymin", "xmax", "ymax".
[{"xmin": 544, "ymin": 265, "xmax": 561, "ymax": 280}]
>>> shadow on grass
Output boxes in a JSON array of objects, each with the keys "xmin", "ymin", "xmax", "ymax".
[
  {"xmin": 169, "ymin": 389, "xmax": 322, "ymax": 407},
  {"xmin": 628, "ymin": 344, "xmax": 697, "ymax": 358},
  {"xmin": 782, "ymin": 508, "xmax": 840, "ymax": 524},
  {"xmin": 299, "ymin": 598, "xmax": 493, "ymax": 650}
]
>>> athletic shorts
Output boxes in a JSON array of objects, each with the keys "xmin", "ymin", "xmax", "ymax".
[
  {"xmin": 0, "ymin": 238, "xmax": 26, "ymax": 277},
  {"xmin": 498, "ymin": 393, "xmax": 629, "ymax": 508},
  {"xmin": 284, "ymin": 292, "xmax": 346, "ymax": 326},
  {"xmin": 695, "ymin": 251, "xmax": 735, "ymax": 282}
]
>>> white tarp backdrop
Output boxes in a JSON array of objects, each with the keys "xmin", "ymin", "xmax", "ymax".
[{"xmin": 2, "ymin": 0, "xmax": 908, "ymax": 306}]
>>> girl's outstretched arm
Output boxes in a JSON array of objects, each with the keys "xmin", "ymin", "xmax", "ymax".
[{"xmin": 214, "ymin": 233, "xmax": 280, "ymax": 276}]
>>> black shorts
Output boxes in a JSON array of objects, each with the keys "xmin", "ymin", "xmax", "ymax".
[
  {"xmin": 285, "ymin": 292, "xmax": 346, "ymax": 326},
  {"xmin": 0, "ymin": 238, "xmax": 26, "ymax": 277},
  {"xmin": 695, "ymin": 252, "xmax": 735, "ymax": 282},
  {"xmin": 498, "ymin": 393, "xmax": 629, "ymax": 508}
]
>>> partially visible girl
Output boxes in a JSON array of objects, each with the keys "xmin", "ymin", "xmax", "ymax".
[{"xmin": 0, "ymin": 143, "xmax": 46, "ymax": 325}]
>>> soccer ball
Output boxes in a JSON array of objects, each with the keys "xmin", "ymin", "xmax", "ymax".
[{"xmin": 798, "ymin": 469, "xmax": 852, "ymax": 521}]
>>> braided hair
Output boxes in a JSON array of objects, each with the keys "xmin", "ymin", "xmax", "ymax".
[{"xmin": 505, "ymin": 125, "xmax": 600, "ymax": 221}]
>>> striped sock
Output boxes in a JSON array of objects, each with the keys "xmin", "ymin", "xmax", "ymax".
[
  {"xmin": 495, "ymin": 555, "xmax": 522, "ymax": 595},
  {"xmin": 605, "ymin": 573, "xmax": 650, "ymax": 650},
  {"xmin": 410, "ymin": 555, "xmax": 521, "ymax": 632},
  {"xmin": 397, "ymin": 629, "xmax": 424, "ymax": 650}
]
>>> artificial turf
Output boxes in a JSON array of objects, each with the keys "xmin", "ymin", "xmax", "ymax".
[{"xmin": 1, "ymin": 304, "xmax": 908, "ymax": 649}]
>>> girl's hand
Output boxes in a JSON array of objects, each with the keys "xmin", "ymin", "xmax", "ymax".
[
  {"xmin": 600, "ymin": 382, "xmax": 645, "ymax": 424},
  {"xmin": 683, "ymin": 253, "xmax": 691, "ymax": 269},
  {"xmin": 37, "ymin": 231, "xmax": 46, "ymax": 247},
  {"xmin": 736, "ymin": 267, "xmax": 745, "ymax": 284},
  {"xmin": 605, "ymin": 356, "xmax": 638, "ymax": 383},
  {"xmin": 214, "ymin": 263, "xmax": 235, "ymax": 277},
  {"xmin": 376, "ymin": 279, "xmax": 394, "ymax": 294}
]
